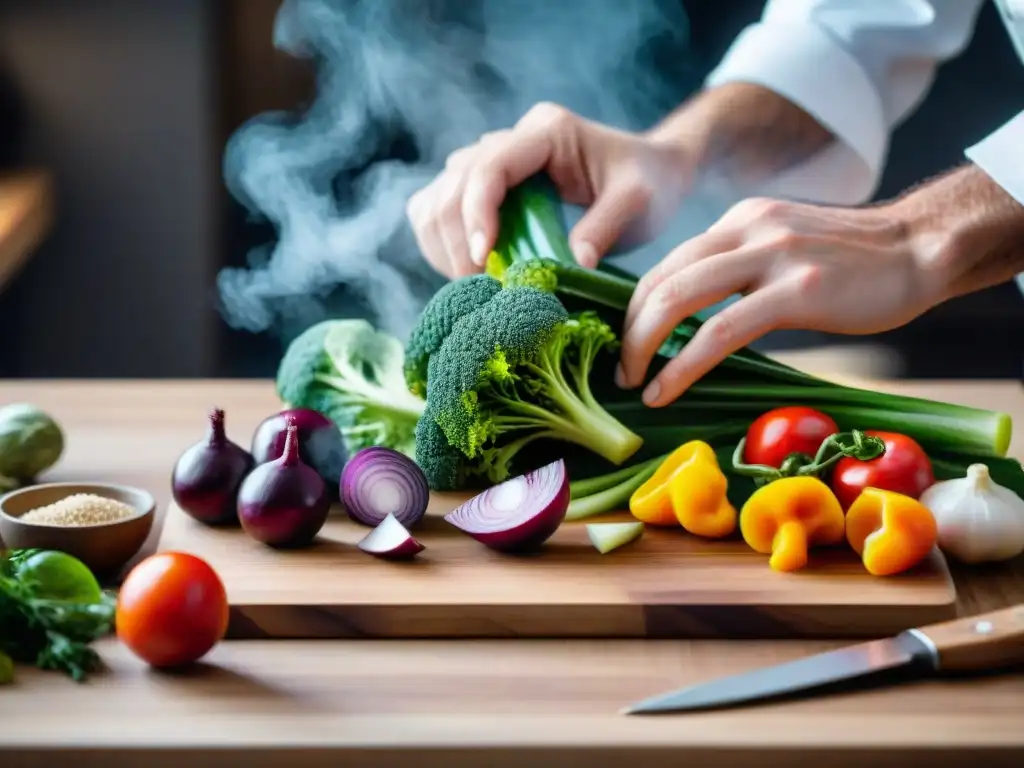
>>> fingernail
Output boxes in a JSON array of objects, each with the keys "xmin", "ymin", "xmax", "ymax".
[
  {"xmin": 469, "ymin": 231, "xmax": 487, "ymax": 265},
  {"xmin": 573, "ymin": 241, "xmax": 597, "ymax": 269},
  {"xmin": 614, "ymin": 363, "xmax": 626, "ymax": 388},
  {"xmin": 642, "ymin": 379, "xmax": 661, "ymax": 406}
]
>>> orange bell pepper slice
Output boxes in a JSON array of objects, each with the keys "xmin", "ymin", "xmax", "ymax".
[
  {"xmin": 629, "ymin": 440, "xmax": 737, "ymax": 537},
  {"xmin": 739, "ymin": 476, "xmax": 846, "ymax": 572},
  {"xmin": 845, "ymin": 488, "xmax": 937, "ymax": 576}
]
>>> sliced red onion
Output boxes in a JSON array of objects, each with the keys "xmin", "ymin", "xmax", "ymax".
[
  {"xmin": 341, "ymin": 446, "xmax": 429, "ymax": 528},
  {"xmin": 357, "ymin": 513, "xmax": 425, "ymax": 560},
  {"xmin": 444, "ymin": 459, "xmax": 570, "ymax": 552}
]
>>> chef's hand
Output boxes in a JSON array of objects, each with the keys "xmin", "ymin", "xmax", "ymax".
[
  {"xmin": 406, "ymin": 102, "xmax": 692, "ymax": 279},
  {"xmin": 617, "ymin": 164, "xmax": 1024, "ymax": 407}
]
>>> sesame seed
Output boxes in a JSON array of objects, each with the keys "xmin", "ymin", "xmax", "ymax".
[{"xmin": 19, "ymin": 493, "xmax": 138, "ymax": 527}]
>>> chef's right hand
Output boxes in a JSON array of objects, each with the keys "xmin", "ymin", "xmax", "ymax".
[{"xmin": 406, "ymin": 102, "xmax": 694, "ymax": 279}]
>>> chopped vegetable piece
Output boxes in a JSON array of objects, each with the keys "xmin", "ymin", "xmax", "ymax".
[
  {"xmin": 739, "ymin": 476, "xmax": 846, "ymax": 572},
  {"xmin": 630, "ymin": 441, "xmax": 737, "ymax": 538},
  {"xmin": 341, "ymin": 446, "xmax": 429, "ymax": 529},
  {"xmin": 845, "ymin": 488, "xmax": 938, "ymax": 576},
  {"xmin": 445, "ymin": 459, "xmax": 569, "ymax": 552},
  {"xmin": 831, "ymin": 431, "xmax": 935, "ymax": 510},
  {"xmin": 357, "ymin": 513, "xmax": 425, "ymax": 559},
  {"xmin": 918, "ymin": 464, "xmax": 1024, "ymax": 564},
  {"xmin": 586, "ymin": 522, "xmax": 644, "ymax": 554}
]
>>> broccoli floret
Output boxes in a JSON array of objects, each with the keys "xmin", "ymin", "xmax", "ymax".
[
  {"xmin": 403, "ymin": 274, "xmax": 503, "ymax": 397},
  {"xmin": 416, "ymin": 286, "xmax": 643, "ymax": 487},
  {"xmin": 277, "ymin": 319, "xmax": 426, "ymax": 458},
  {"xmin": 500, "ymin": 260, "xmax": 558, "ymax": 293}
]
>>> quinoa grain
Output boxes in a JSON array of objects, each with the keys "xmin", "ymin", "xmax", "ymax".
[{"xmin": 19, "ymin": 493, "xmax": 138, "ymax": 526}]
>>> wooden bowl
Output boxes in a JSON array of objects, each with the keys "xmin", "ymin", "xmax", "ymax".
[{"xmin": 0, "ymin": 482, "xmax": 155, "ymax": 576}]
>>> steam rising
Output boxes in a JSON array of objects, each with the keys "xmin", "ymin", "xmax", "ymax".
[{"xmin": 218, "ymin": 0, "xmax": 699, "ymax": 342}]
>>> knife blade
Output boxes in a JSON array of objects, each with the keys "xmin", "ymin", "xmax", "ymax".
[{"xmin": 622, "ymin": 602, "xmax": 1024, "ymax": 715}]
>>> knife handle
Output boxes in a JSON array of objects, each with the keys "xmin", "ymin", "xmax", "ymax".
[{"xmin": 912, "ymin": 603, "xmax": 1024, "ymax": 672}]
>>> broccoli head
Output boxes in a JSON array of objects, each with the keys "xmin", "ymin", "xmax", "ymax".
[
  {"xmin": 414, "ymin": 284, "xmax": 643, "ymax": 489},
  {"xmin": 276, "ymin": 319, "xmax": 426, "ymax": 458},
  {"xmin": 402, "ymin": 274, "xmax": 503, "ymax": 397}
]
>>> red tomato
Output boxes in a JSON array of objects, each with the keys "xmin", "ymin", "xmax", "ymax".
[
  {"xmin": 831, "ymin": 431, "xmax": 935, "ymax": 509},
  {"xmin": 743, "ymin": 407, "xmax": 839, "ymax": 467},
  {"xmin": 116, "ymin": 551, "xmax": 229, "ymax": 668}
]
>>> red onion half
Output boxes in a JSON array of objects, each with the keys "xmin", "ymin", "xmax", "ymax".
[
  {"xmin": 340, "ymin": 447, "xmax": 429, "ymax": 529},
  {"xmin": 357, "ymin": 513, "xmax": 425, "ymax": 560},
  {"xmin": 237, "ymin": 421, "xmax": 330, "ymax": 548},
  {"xmin": 444, "ymin": 459, "xmax": 570, "ymax": 552}
]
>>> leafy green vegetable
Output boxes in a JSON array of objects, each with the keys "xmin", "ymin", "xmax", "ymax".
[
  {"xmin": 276, "ymin": 318, "xmax": 426, "ymax": 459},
  {"xmin": 0, "ymin": 549, "xmax": 115, "ymax": 682},
  {"xmin": 0, "ymin": 403, "xmax": 64, "ymax": 492}
]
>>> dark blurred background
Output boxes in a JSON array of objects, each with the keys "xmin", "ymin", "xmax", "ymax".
[{"xmin": 0, "ymin": 0, "xmax": 1021, "ymax": 380}]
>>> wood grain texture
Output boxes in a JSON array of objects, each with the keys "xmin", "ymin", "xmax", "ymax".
[
  {"xmin": 3, "ymin": 635, "xmax": 1023, "ymax": 767},
  {"xmin": 0, "ymin": 376, "xmax": 1022, "ymax": 765},
  {"xmin": 159, "ymin": 496, "xmax": 957, "ymax": 640},
  {"xmin": 0, "ymin": 169, "xmax": 52, "ymax": 291}
]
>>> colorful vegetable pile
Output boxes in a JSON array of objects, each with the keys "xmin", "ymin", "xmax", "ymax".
[{"xmin": 263, "ymin": 175, "xmax": 1023, "ymax": 572}]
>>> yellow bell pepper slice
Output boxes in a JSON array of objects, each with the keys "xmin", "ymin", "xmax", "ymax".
[
  {"xmin": 845, "ymin": 488, "xmax": 938, "ymax": 576},
  {"xmin": 740, "ymin": 476, "xmax": 845, "ymax": 572},
  {"xmin": 629, "ymin": 440, "xmax": 737, "ymax": 537}
]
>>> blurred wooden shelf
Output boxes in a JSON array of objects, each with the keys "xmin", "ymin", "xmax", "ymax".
[{"xmin": 0, "ymin": 169, "xmax": 53, "ymax": 292}]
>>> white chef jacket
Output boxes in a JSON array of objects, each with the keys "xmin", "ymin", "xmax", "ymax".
[{"xmin": 703, "ymin": 0, "xmax": 1024, "ymax": 295}]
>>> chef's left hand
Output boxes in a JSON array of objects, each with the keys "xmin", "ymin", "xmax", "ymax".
[{"xmin": 615, "ymin": 196, "xmax": 944, "ymax": 407}]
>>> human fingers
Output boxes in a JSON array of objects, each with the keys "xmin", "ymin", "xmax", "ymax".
[
  {"xmin": 406, "ymin": 183, "xmax": 452, "ymax": 277},
  {"xmin": 569, "ymin": 175, "xmax": 652, "ymax": 268},
  {"xmin": 622, "ymin": 229, "xmax": 740, "ymax": 336},
  {"xmin": 640, "ymin": 285, "xmax": 791, "ymax": 407},
  {"xmin": 461, "ymin": 103, "xmax": 579, "ymax": 266},
  {"xmin": 434, "ymin": 168, "xmax": 477, "ymax": 277},
  {"xmin": 617, "ymin": 248, "xmax": 763, "ymax": 389}
]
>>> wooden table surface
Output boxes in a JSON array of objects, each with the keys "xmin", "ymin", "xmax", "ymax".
[
  {"xmin": 2, "ymin": 371, "xmax": 1023, "ymax": 767},
  {"xmin": 0, "ymin": 170, "xmax": 52, "ymax": 292}
]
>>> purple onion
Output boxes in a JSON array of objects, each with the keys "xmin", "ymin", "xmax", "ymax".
[
  {"xmin": 340, "ymin": 446, "xmax": 429, "ymax": 529},
  {"xmin": 357, "ymin": 513, "xmax": 425, "ymax": 560},
  {"xmin": 237, "ymin": 420, "xmax": 330, "ymax": 548},
  {"xmin": 445, "ymin": 459, "xmax": 569, "ymax": 552},
  {"xmin": 251, "ymin": 407, "xmax": 348, "ymax": 495},
  {"xmin": 171, "ymin": 408, "xmax": 255, "ymax": 526}
]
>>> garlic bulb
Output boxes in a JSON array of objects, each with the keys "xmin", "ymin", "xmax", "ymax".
[{"xmin": 919, "ymin": 463, "xmax": 1024, "ymax": 564}]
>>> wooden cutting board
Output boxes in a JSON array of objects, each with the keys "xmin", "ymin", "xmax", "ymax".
[{"xmin": 157, "ymin": 492, "xmax": 958, "ymax": 640}]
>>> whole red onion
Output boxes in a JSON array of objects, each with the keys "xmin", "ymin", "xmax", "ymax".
[
  {"xmin": 171, "ymin": 408, "xmax": 254, "ymax": 526},
  {"xmin": 237, "ymin": 420, "xmax": 330, "ymax": 548}
]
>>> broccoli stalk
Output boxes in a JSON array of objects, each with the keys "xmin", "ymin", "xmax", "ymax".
[{"xmin": 477, "ymin": 313, "xmax": 643, "ymax": 467}]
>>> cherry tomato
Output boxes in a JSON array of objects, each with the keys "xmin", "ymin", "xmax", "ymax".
[
  {"xmin": 742, "ymin": 407, "xmax": 839, "ymax": 468},
  {"xmin": 116, "ymin": 551, "xmax": 229, "ymax": 668},
  {"xmin": 831, "ymin": 431, "xmax": 935, "ymax": 509}
]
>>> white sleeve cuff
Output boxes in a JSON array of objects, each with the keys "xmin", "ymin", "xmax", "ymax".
[
  {"xmin": 964, "ymin": 110, "xmax": 1024, "ymax": 207},
  {"xmin": 964, "ymin": 110, "xmax": 1024, "ymax": 297},
  {"xmin": 704, "ymin": 19, "xmax": 889, "ymax": 205}
]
